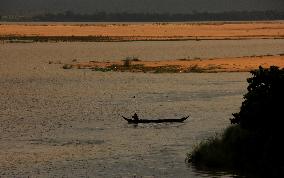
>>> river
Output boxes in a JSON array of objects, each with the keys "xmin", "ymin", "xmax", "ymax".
[{"xmin": 0, "ymin": 39, "xmax": 272, "ymax": 177}]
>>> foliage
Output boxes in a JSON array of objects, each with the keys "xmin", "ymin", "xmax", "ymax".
[
  {"xmin": 230, "ymin": 66, "xmax": 284, "ymax": 134},
  {"xmin": 189, "ymin": 66, "xmax": 284, "ymax": 177}
]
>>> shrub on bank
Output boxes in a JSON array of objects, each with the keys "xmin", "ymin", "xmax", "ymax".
[
  {"xmin": 62, "ymin": 64, "xmax": 72, "ymax": 69},
  {"xmin": 188, "ymin": 66, "xmax": 284, "ymax": 177}
]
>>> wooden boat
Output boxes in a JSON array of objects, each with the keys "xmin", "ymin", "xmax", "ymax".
[{"xmin": 122, "ymin": 116, "xmax": 189, "ymax": 124}]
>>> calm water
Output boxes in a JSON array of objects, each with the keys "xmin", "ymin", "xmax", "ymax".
[
  {"xmin": 1, "ymin": 39, "xmax": 283, "ymax": 62},
  {"xmin": 0, "ymin": 41, "xmax": 253, "ymax": 177}
]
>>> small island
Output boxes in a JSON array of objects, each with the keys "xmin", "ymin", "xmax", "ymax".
[{"xmin": 61, "ymin": 54, "xmax": 284, "ymax": 73}]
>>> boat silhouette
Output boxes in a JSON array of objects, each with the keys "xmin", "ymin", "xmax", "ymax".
[{"xmin": 122, "ymin": 115, "xmax": 189, "ymax": 124}]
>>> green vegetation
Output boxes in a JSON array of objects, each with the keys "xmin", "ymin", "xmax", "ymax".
[
  {"xmin": 188, "ymin": 66, "xmax": 284, "ymax": 177},
  {"xmin": 61, "ymin": 61, "xmax": 213, "ymax": 73},
  {"xmin": 91, "ymin": 67, "xmax": 113, "ymax": 72},
  {"xmin": 104, "ymin": 63, "xmax": 181, "ymax": 73}
]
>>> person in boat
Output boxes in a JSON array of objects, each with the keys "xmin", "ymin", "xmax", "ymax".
[{"xmin": 132, "ymin": 113, "xmax": 139, "ymax": 121}]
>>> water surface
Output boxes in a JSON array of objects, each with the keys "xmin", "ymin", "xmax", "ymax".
[
  {"xmin": 0, "ymin": 41, "xmax": 252, "ymax": 177},
  {"xmin": 1, "ymin": 39, "xmax": 283, "ymax": 62}
]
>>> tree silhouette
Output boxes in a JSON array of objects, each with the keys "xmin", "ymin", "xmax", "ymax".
[
  {"xmin": 231, "ymin": 66, "xmax": 284, "ymax": 135},
  {"xmin": 190, "ymin": 66, "xmax": 284, "ymax": 176}
]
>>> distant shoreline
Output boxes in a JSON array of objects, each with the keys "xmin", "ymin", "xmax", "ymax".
[
  {"xmin": 1, "ymin": 10, "xmax": 283, "ymax": 22},
  {"xmin": 1, "ymin": 20, "xmax": 284, "ymax": 25},
  {"xmin": 1, "ymin": 36, "xmax": 284, "ymax": 43}
]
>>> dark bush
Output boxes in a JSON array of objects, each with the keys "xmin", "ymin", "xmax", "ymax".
[
  {"xmin": 230, "ymin": 66, "xmax": 284, "ymax": 135},
  {"xmin": 189, "ymin": 66, "xmax": 284, "ymax": 177}
]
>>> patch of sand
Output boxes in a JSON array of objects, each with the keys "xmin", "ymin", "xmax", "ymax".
[{"xmin": 1, "ymin": 22, "xmax": 284, "ymax": 41}]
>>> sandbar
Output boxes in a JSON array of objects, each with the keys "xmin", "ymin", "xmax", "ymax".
[
  {"xmin": 1, "ymin": 21, "xmax": 284, "ymax": 41},
  {"xmin": 64, "ymin": 54, "xmax": 284, "ymax": 73}
]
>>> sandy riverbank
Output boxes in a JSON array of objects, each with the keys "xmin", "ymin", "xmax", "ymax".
[
  {"xmin": 65, "ymin": 54, "xmax": 284, "ymax": 73},
  {"xmin": 1, "ymin": 22, "xmax": 284, "ymax": 41}
]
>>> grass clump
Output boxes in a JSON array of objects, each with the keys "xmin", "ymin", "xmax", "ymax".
[
  {"xmin": 153, "ymin": 65, "xmax": 180, "ymax": 73},
  {"xmin": 185, "ymin": 65, "xmax": 205, "ymax": 73},
  {"xmin": 62, "ymin": 64, "xmax": 73, "ymax": 69},
  {"xmin": 188, "ymin": 125, "xmax": 251, "ymax": 168},
  {"xmin": 92, "ymin": 67, "xmax": 113, "ymax": 72},
  {"xmin": 122, "ymin": 56, "xmax": 140, "ymax": 67}
]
